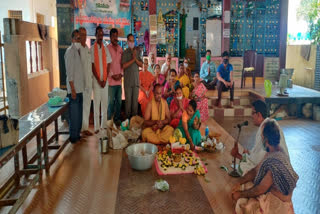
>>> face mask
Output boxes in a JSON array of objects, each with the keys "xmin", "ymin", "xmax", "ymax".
[
  {"xmin": 128, "ymin": 42, "xmax": 135, "ymax": 49},
  {"xmin": 177, "ymin": 96, "xmax": 183, "ymax": 100},
  {"xmin": 223, "ymin": 59, "xmax": 229, "ymax": 64},
  {"xmin": 74, "ymin": 42, "xmax": 81, "ymax": 50},
  {"xmin": 206, "ymin": 55, "xmax": 211, "ymax": 61},
  {"xmin": 184, "ymin": 63, "xmax": 188, "ymax": 68}
]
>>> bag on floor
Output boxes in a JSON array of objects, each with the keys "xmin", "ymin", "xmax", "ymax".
[
  {"xmin": 0, "ymin": 115, "xmax": 19, "ymax": 149},
  {"xmin": 106, "ymin": 120, "xmax": 128, "ymax": 150}
]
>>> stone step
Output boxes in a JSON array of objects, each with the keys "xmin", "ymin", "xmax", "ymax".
[
  {"xmin": 206, "ymin": 90, "xmax": 250, "ymax": 98},
  {"xmin": 209, "ymin": 105, "xmax": 252, "ymax": 117},
  {"xmin": 208, "ymin": 97, "xmax": 251, "ymax": 106}
]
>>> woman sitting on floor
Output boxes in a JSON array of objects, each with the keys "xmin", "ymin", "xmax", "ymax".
[
  {"xmin": 169, "ymin": 85, "xmax": 189, "ymax": 128},
  {"xmin": 191, "ymin": 72, "xmax": 209, "ymax": 122},
  {"xmin": 177, "ymin": 63, "xmax": 191, "ymax": 99},
  {"xmin": 153, "ymin": 64, "xmax": 166, "ymax": 87},
  {"xmin": 177, "ymin": 99, "xmax": 201, "ymax": 150},
  {"xmin": 231, "ymin": 120, "xmax": 299, "ymax": 214},
  {"xmin": 163, "ymin": 69, "xmax": 180, "ymax": 106},
  {"xmin": 138, "ymin": 58, "xmax": 155, "ymax": 116}
]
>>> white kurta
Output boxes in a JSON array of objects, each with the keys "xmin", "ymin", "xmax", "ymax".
[
  {"xmin": 80, "ymin": 45, "xmax": 93, "ymax": 131},
  {"xmin": 90, "ymin": 43, "xmax": 112, "ymax": 131},
  {"xmin": 240, "ymin": 118, "xmax": 289, "ymax": 175}
]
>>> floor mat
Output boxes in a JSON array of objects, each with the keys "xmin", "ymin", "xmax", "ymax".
[{"xmin": 115, "ymin": 153, "xmax": 214, "ymax": 214}]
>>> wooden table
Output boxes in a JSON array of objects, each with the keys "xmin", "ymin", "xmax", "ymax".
[{"xmin": 0, "ymin": 102, "xmax": 69, "ymax": 212}]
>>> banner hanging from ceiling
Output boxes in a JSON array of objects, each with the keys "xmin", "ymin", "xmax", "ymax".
[{"xmin": 74, "ymin": 0, "xmax": 132, "ymax": 37}]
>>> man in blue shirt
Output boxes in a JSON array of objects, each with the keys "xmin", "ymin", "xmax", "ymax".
[
  {"xmin": 200, "ymin": 50, "xmax": 217, "ymax": 90},
  {"xmin": 216, "ymin": 51, "xmax": 234, "ymax": 108}
]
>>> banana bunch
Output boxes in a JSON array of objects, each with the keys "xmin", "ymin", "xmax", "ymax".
[{"xmin": 194, "ymin": 165, "xmax": 206, "ymax": 176}]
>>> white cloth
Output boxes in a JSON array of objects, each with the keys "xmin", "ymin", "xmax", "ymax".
[
  {"xmin": 65, "ymin": 44, "xmax": 85, "ymax": 94},
  {"xmin": 79, "ymin": 45, "xmax": 93, "ymax": 131},
  {"xmin": 240, "ymin": 118, "xmax": 289, "ymax": 175},
  {"xmin": 90, "ymin": 43, "xmax": 112, "ymax": 81},
  {"xmin": 93, "ymin": 80, "xmax": 108, "ymax": 131},
  {"xmin": 160, "ymin": 62, "xmax": 170, "ymax": 75}
]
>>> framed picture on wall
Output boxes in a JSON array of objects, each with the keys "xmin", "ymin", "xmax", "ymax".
[{"xmin": 193, "ymin": 17, "xmax": 199, "ymax": 31}]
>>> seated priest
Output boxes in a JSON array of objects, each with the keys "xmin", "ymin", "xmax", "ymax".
[
  {"xmin": 231, "ymin": 120, "xmax": 298, "ymax": 214},
  {"xmin": 142, "ymin": 84, "xmax": 174, "ymax": 144}
]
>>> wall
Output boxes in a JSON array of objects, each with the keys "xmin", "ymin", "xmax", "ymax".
[
  {"xmin": 0, "ymin": 0, "xmax": 56, "ymax": 34},
  {"xmin": 3, "ymin": 19, "xmax": 59, "ymax": 117},
  {"xmin": 286, "ymin": 45, "xmax": 316, "ymax": 89}
]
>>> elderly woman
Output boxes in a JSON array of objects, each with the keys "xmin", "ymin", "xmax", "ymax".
[
  {"xmin": 163, "ymin": 69, "xmax": 180, "ymax": 106},
  {"xmin": 148, "ymin": 52, "xmax": 156, "ymax": 75},
  {"xmin": 231, "ymin": 120, "xmax": 298, "ymax": 214},
  {"xmin": 191, "ymin": 72, "xmax": 209, "ymax": 122},
  {"xmin": 169, "ymin": 85, "xmax": 189, "ymax": 128},
  {"xmin": 177, "ymin": 63, "xmax": 191, "ymax": 99},
  {"xmin": 138, "ymin": 58, "xmax": 155, "ymax": 116},
  {"xmin": 177, "ymin": 100, "xmax": 201, "ymax": 150},
  {"xmin": 153, "ymin": 64, "xmax": 166, "ymax": 87}
]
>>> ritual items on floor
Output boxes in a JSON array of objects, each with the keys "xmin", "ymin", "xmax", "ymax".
[{"xmin": 155, "ymin": 148, "xmax": 207, "ymax": 176}]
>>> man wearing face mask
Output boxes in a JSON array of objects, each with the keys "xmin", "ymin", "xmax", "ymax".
[
  {"xmin": 231, "ymin": 100, "xmax": 289, "ymax": 176},
  {"xmin": 64, "ymin": 29, "xmax": 85, "ymax": 143},
  {"xmin": 216, "ymin": 51, "xmax": 234, "ymax": 108},
  {"xmin": 91, "ymin": 26, "xmax": 112, "ymax": 133},
  {"xmin": 200, "ymin": 50, "xmax": 217, "ymax": 90},
  {"xmin": 122, "ymin": 34, "xmax": 143, "ymax": 119}
]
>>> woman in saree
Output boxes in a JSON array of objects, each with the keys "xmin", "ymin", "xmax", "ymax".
[
  {"xmin": 191, "ymin": 72, "xmax": 209, "ymax": 122},
  {"xmin": 163, "ymin": 69, "xmax": 180, "ymax": 106},
  {"xmin": 177, "ymin": 63, "xmax": 191, "ymax": 99},
  {"xmin": 169, "ymin": 86, "xmax": 189, "ymax": 128},
  {"xmin": 138, "ymin": 58, "xmax": 155, "ymax": 116},
  {"xmin": 152, "ymin": 64, "xmax": 166, "ymax": 87},
  {"xmin": 177, "ymin": 99, "xmax": 202, "ymax": 150},
  {"xmin": 231, "ymin": 120, "xmax": 298, "ymax": 214}
]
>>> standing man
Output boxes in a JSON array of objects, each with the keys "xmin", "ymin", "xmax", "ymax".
[
  {"xmin": 216, "ymin": 51, "xmax": 234, "ymax": 108},
  {"xmin": 65, "ymin": 29, "xmax": 85, "ymax": 143},
  {"xmin": 79, "ymin": 27, "xmax": 93, "ymax": 136},
  {"xmin": 91, "ymin": 26, "xmax": 112, "ymax": 133},
  {"xmin": 107, "ymin": 28, "xmax": 123, "ymax": 126},
  {"xmin": 148, "ymin": 52, "xmax": 156, "ymax": 75},
  {"xmin": 122, "ymin": 33, "xmax": 142, "ymax": 119},
  {"xmin": 200, "ymin": 49, "xmax": 217, "ymax": 90},
  {"xmin": 161, "ymin": 53, "xmax": 171, "ymax": 78}
]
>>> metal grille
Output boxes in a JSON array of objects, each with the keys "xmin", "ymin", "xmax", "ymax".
[{"xmin": 8, "ymin": 10, "xmax": 22, "ymax": 20}]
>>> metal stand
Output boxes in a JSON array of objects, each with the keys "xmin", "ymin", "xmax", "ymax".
[{"xmin": 229, "ymin": 126, "xmax": 242, "ymax": 177}]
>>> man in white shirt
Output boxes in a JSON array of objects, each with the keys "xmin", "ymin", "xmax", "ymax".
[
  {"xmin": 64, "ymin": 29, "xmax": 85, "ymax": 143},
  {"xmin": 79, "ymin": 27, "xmax": 93, "ymax": 136},
  {"xmin": 91, "ymin": 26, "xmax": 112, "ymax": 133},
  {"xmin": 161, "ymin": 53, "xmax": 171, "ymax": 78},
  {"xmin": 231, "ymin": 100, "xmax": 289, "ymax": 175}
]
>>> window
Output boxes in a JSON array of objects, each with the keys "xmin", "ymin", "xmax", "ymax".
[
  {"xmin": 25, "ymin": 41, "xmax": 43, "ymax": 74},
  {"xmin": 193, "ymin": 17, "xmax": 199, "ymax": 31},
  {"xmin": 8, "ymin": 10, "xmax": 22, "ymax": 20}
]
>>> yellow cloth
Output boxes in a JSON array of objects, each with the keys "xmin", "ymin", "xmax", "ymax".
[
  {"xmin": 142, "ymin": 126, "xmax": 174, "ymax": 144},
  {"xmin": 142, "ymin": 97, "xmax": 174, "ymax": 144},
  {"xmin": 151, "ymin": 97, "xmax": 166, "ymax": 120},
  {"xmin": 179, "ymin": 74, "xmax": 190, "ymax": 98}
]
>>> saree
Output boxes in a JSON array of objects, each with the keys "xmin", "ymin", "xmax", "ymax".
[
  {"xmin": 178, "ymin": 74, "xmax": 191, "ymax": 98},
  {"xmin": 163, "ymin": 80, "xmax": 180, "ymax": 106},
  {"xmin": 177, "ymin": 110, "xmax": 201, "ymax": 146},
  {"xmin": 235, "ymin": 151, "xmax": 298, "ymax": 214},
  {"xmin": 138, "ymin": 71, "xmax": 155, "ymax": 116},
  {"xmin": 192, "ymin": 83, "xmax": 209, "ymax": 122},
  {"xmin": 169, "ymin": 98, "xmax": 189, "ymax": 128}
]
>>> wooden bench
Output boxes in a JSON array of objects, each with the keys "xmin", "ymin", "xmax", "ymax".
[{"xmin": 0, "ymin": 102, "xmax": 69, "ymax": 213}]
